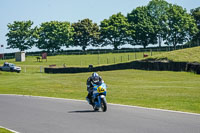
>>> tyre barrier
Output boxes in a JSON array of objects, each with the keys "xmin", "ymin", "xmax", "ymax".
[{"xmin": 44, "ymin": 61, "xmax": 200, "ymax": 74}]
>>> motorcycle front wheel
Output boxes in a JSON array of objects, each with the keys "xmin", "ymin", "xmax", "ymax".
[{"xmin": 101, "ymin": 97, "xmax": 107, "ymax": 112}]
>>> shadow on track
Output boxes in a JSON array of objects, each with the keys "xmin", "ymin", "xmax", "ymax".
[{"xmin": 68, "ymin": 110, "xmax": 98, "ymax": 113}]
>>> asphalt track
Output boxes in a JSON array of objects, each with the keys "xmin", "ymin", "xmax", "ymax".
[{"xmin": 0, "ymin": 95, "xmax": 200, "ymax": 133}]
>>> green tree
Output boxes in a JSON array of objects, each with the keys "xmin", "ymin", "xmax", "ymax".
[
  {"xmin": 127, "ymin": 6, "xmax": 157, "ymax": 48},
  {"xmin": 191, "ymin": 7, "xmax": 200, "ymax": 44},
  {"xmin": 36, "ymin": 21, "xmax": 73, "ymax": 52},
  {"xmin": 72, "ymin": 18, "xmax": 100, "ymax": 51},
  {"xmin": 6, "ymin": 20, "xmax": 34, "ymax": 51},
  {"xmin": 100, "ymin": 12, "xmax": 130, "ymax": 50},
  {"xmin": 147, "ymin": 0, "xmax": 170, "ymax": 48},
  {"xmin": 164, "ymin": 4, "xmax": 198, "ymax": 49}
]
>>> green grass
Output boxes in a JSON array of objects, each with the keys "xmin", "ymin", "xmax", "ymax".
[
  {"xmin": 0, "ymin": 69, "xmax": 199, "ymax": 113},
  {"xmin": 147, "ymin": 46, "xmax": 200, "ymax": 63},
  {"xmin": 0, "ymin": 128, "xmax": 13, "ymax": 133},
  {"xmin": 0, "ymin": 48, "xmax": 200, "ymax": 114},
  {"xmin": 0, "ymin": 51, "xmax": 163, "ymax": 73}
]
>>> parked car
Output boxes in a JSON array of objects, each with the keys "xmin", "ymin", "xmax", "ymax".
[{"xmin": 0, "ymin": 62, "xmax": 21, "ymax": 73}]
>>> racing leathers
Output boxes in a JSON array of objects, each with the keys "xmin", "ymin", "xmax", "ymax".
[{"xmin": 86, "ymin": 76, "xmax": 103, "ymax": 104}]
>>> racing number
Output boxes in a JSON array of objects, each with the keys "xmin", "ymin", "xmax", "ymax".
[{"xmin": 98, "ymin": 87, "xmax": 105, "ymax": 93}]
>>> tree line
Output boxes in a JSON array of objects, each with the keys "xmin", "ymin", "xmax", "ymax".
[{"xmin": 6, "ymin": 0, "xmax": 200, "ymax": 52}]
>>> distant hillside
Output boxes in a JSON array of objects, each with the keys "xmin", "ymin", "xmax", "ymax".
[{"xmin": 146, "ymin": 46, "xmax": 200, "ymax": 63}]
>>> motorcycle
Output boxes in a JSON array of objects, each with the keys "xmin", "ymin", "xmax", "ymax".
[{"xmin": 87, "ymin": 82, "xmax": 107, "ymax": 112}]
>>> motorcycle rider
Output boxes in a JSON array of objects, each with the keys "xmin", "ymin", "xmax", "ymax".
[{"xmin": 86, "ymin": 72, "xmax": 104, "ymax": 104}]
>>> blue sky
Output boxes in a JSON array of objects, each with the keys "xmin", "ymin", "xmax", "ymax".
[{"xmin": 0, "ymin": 0, "xmax": 200, "ymax": 53}]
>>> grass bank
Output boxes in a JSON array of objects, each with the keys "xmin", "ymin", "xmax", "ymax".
[
  {"xmin": 147, "ymin": 46, "xmax": 200, "ymax": 63},
  {"xmin": 0, "ymin": 69, "xmax": 199, "ymax": 113}
]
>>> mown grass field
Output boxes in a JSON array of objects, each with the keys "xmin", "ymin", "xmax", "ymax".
[
  {"xmin": 0, "ymin": 48, "xmax": 200, "ymax": 113},
  {"xmin": 0, "ymin": 51, "xmax": 163, "ymax": 73}
]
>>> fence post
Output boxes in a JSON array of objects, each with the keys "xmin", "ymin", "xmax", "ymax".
[
  {"xmin": 128, "ymin": 55, "xmax": 130, "ymax": 61},
  {"xmin": 135, "ymin": 52, "xmax": 137, "ymax": 59},
  {"xmin": 98, "ymin": 54, "xmax": 100, "ymax": 65},
  {"xmin": 40, "ymin": 66, "xmax": 42, "ymax": 73}
]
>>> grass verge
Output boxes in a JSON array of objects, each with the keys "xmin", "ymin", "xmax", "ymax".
[
  {"xmin": 0, "ymin": 69, "xmax": 199, "ymax": 114},
  {"xmin": 0, "ymin": 128, "xmax": 13, "ymax": 133}
]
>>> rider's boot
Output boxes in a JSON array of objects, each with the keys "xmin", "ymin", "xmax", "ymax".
[{"xmin": 86, "ymin": 97, "xmax": 92, "ymax": 105}]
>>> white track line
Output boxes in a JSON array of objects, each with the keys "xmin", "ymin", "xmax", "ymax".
[
  {"xmin": 0, "ymin": 126, "xmax": 20, "ymax": 133},
  {"xmin": 108, "ymin": 103, "xmax": 200, "ymax": 116},
  {"xmin": 0, "ymin": 94, "xmax": 200, "ymax": 116}
]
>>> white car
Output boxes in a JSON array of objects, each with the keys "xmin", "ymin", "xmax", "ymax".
[{"xmin": 0, "ymin": 62, "xmax": 21, "ymax": 73}]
